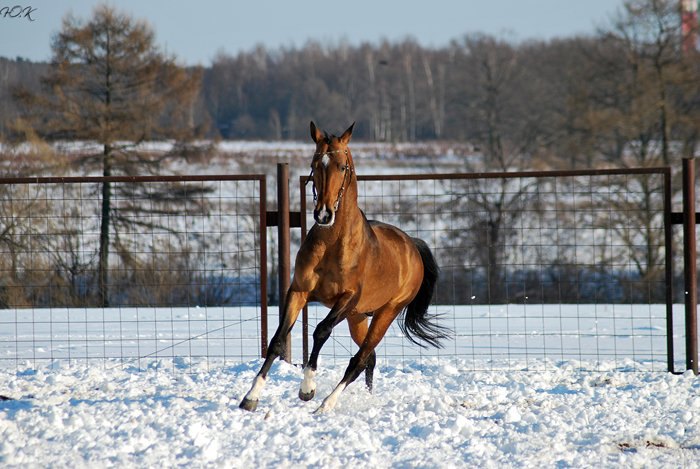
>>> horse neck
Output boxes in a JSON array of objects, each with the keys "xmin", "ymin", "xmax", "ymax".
[{"xmin": 327, "ymin": 174, "xmax": 364, "ymax": 240}]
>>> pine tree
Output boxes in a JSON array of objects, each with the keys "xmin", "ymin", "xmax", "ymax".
[{"xmin": 15, "ymin": 4, "xmax": 204, "ymax": 306}]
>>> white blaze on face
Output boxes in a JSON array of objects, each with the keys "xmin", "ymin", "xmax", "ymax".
[
  {"xmin": 316, "ymin": 204, "xmax": 335, "ymax": 227},
  {"xmin": 314, "ymin": 152, "xmax": 336, "ymax": 227}
]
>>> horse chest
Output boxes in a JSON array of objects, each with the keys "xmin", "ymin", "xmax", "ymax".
[{"xmin": 315, "ymin": 254, "xmax": 358, "ymax": 287}]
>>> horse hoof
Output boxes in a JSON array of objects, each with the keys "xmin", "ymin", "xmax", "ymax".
[
  {"xmin": 239, "ymin": 397, "xmax": 258, "ymax": 412},
  {"xmin": 313, "ymin": 403, "xmax": 331, "ymax": 414},
  {"xmin": 299, "ymin": 389, "xmax": 315, "ymax": 401},
  {"xmin": 313, "ymin": 405, "xmax": 326, "ymax": 414}
]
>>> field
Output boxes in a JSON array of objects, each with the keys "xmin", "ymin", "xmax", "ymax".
[
  {"xmin": 0, "ymin": 141, "xmax": 696, "ymax": 467},
  {"xmin": 1, "ymin": 352, "xmax": 699, "ymax": 467},
  {"xmin": 1, "ymin": 304, "xmax": 698, "ymax": 467}
]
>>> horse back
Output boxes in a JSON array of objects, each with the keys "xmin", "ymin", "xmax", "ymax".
[
  {"xmin": 367, "ymin": 219, "xmax": 414, "ymax": 247},
  {"xmin": 365, "ymin": 220, "xmax": 424, "ymax": 299}
]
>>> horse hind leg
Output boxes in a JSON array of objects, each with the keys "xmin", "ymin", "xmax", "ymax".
[
  {"xmin": 315, "ymin": 305, "xmax": 399, "ymax": 413},
  {"xmin": 347, "ymin": 314, "xmax": 376, "ymax": 392},
  {"xmin": 365, "ymin": 350, "xmax": 377, "ymax": 392}
]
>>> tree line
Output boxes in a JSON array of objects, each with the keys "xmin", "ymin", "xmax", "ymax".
[{"xmin": 1, "ymin": 0, "xmax": 698, "ymax": 172}]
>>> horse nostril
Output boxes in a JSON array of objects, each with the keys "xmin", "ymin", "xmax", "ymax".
[{"xmin": 314, "ymin": 206, "xmax": 334, "ymax": 225}]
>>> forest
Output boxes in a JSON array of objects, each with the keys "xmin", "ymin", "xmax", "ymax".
[{"xmin": 0, "ymin": 0, "xmax": 698, "ymax": 173}]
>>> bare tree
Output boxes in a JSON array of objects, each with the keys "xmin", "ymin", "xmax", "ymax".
[
  {"xmin": 442, "ymin": 36, "xmax": 544, "ymax": 302},
  {"xmin": 570, "ymin": 0, "xmax": 692, "ymax": 168},
  {"xmin": 14, "ymin": 4, "xmax": 204, "ymax": 306}
]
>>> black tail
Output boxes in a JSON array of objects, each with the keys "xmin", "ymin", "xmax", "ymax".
[{"xmin": 400, "ymin": 238, "xmax": 451, "ymax": 348}]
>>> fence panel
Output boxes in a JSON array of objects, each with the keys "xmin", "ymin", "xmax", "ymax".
[
  {"xmin": 300, "ymin": 168, "xmax": 677, "ymax": 372},
  {"xmin": 0, "ymin": 175, "xmax": 267, "ymax": 371},
  {"xmin": 0, "ymin": 169, "xmax": 681, "ymax": 373}
]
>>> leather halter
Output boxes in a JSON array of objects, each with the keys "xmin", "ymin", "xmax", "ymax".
[{"xmin": 306, "ymin": 149, "xmax": 353, "ymax": 211}]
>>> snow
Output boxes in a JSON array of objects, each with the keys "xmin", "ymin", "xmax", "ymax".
[
  {"xmin": 1, "ymin": 358, "xmax": 699, "ymax": 467},
  {"xmin": 1, "ymin": 305, "xmax": 679, "ymax": 373},
  {"xmin": 0, "ymin": 141, "xmax": 695, "ymax": 466},
  {"xmin": 2, "ymin": 321, "xmax": 699, "ymax": 466}
]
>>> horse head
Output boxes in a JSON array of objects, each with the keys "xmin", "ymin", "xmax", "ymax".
[{"xmin": 309, "ymin": 121, "xmax": 355, "ymax": 227}]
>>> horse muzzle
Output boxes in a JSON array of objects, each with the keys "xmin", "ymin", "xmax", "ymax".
[{"xmin": 314, "ymin": 204, "xmax": 335, "ymax": 227}]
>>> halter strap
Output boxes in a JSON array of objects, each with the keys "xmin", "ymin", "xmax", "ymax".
[
  {"xmin": 332, "ymin": 159, "xmax": 352, "ymax": 211},
  {"xmin": 313, "ymin": 148, "xmax": 348, "ymax": 157}
]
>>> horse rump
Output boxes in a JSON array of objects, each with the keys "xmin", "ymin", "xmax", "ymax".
[{"xmin": 399, "ymin": 238, "xmax": 451, "ymax": 348}]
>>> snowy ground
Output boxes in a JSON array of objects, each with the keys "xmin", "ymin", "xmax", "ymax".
[
  {"xmin": 0, "ymin": 141, "xmax": 695, "ymax": 466},
  {"xmin": 1, "ymin": 356, "xmax": 699, "ymax": 467},
  {"xmin": 1, "ymin": 304, "xmax": 695, "ymax": 466},
  {"xmin": 0, "ymin": 305, "xmax": 700, "ymax": 468}
]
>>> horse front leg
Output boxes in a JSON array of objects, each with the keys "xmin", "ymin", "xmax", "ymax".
[
  {"xmin": 314, "ymin": 304, "xmax": 399, "ymax": 413},
  {"xmin": 299, "ymin": 290, "xmax": 360, "ymax": 402},
  {"xmin": 347, "ymin": 314, "xmax": 377, "ymax": 392},
  {"xmin": 239, "ymin": 289, "xmax": 308, "ymax": 412}
]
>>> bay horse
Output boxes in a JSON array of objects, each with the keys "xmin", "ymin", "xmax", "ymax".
[{"xmin": 239, "ymin": 122, "xmax": 448, "ymax": 413}]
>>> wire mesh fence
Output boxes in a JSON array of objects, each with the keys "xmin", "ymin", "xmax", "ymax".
[
  {"xmin": 0, "ymin": 168, "xmax": 684, "ymax": 374},
  {"xmin": 0, "ymin": 176, "xmax": 267, "ymax": 371},
  {"xmin": 300, "ymin": 168, "xmax": 680, "ymax": 372}
]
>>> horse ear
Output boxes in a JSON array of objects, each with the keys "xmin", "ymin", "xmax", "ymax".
[
  {"xmin": 310, "ymin": 121, "xmax": 324, "ymax": 143},
  {"xmin": 340, "ymin": 122, "xmax": 355, "ymax": 144}
]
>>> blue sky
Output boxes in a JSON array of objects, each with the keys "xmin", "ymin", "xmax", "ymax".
[{"xmin": 0, "ymin": 0, "xmax": 625, "ymax": 65}]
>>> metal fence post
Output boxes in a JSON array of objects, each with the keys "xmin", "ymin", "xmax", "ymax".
[
  {"xmin": 299, "ymin": 176, "xmax": 310, "ymax": 367},
  {"xmin": 664, "ymin": 168, "xmax": 675, "ymax": 373},
  {"xmin": 259, "ymin": 176, "xmax": 268, "ymax": 359},
  {"xmin": 683, "ymin": 157, "xmax": 698, "ymax": 375},
  {"xmin": 277, "ymin": 163, "xmax": 292, "ymax": 362}
]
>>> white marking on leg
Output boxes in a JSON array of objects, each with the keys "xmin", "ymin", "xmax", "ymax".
[
  {"xmin": 314, "ymin": 383, "xmax": 346, "ymax": 413},
  {"xmin": 243, "ymin": 375, "xmax": 266, "ymax": 402},
  {"xmin": 300, "ymin": 367, "xmax": 316, "ymax": 395}
]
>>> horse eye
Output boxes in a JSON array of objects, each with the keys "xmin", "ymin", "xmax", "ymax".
[{"xmin": 340, "ymin": 165, "xmax": 347, "ymax": 172}]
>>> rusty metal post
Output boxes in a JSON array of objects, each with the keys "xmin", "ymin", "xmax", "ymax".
[
  {"xmin": 299, "ymin": 176, "xmax": 309, "ymax": 366},
  {"xmin": 683, "ymin": 158, "xmax": 698, "ymax": 375},
  {"xmin": 259, "ymin": 176, "xmax": 268, "ymax": 359},
  {"xmin": 663, "ymin": 168, "xmax": 675, "ymax": 373},
  {"xmin": 277, "ymin": 163, "xmax": 292, "ymax": 362}
]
